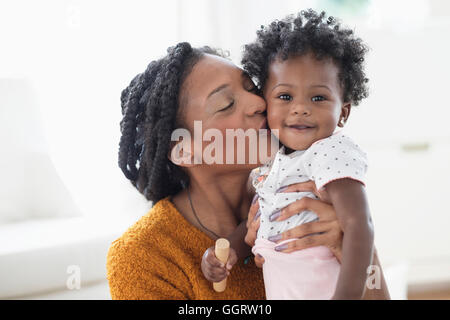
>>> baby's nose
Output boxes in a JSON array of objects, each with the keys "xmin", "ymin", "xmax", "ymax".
[{"xmin": 291, "ymin": 102, "xmax": 311, "ymax": 116}]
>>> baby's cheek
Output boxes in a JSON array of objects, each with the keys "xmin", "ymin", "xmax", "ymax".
[{"xmin": 266, "ymin": 106, "xmax": 282, "ymax": 134}]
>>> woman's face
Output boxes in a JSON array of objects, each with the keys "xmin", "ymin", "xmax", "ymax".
[{"xmin": 176, "ymin": 54, "xmax": 274, "ymax": 172}]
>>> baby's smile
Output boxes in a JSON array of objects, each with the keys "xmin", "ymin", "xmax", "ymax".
[
  {"xmin": 285, "ymin": 119, "xmax": 316, "ymax": 132},
  {"xmin": 279, "ymin": 119, "xmax": 320, "ymax": 151}
]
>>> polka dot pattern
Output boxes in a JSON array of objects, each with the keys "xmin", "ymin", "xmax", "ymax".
[{"xmin": 303, "ymin": 133, "xmax": 368, "ymax": 191}]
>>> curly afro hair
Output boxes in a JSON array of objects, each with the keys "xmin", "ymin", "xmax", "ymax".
[
  {"xmin": 242, "ymin": 9, "xmax": 369, "ymax": 106},
  {"xmin": 118, "ymin": 42, "xmax": 224, "ymax": 203}
]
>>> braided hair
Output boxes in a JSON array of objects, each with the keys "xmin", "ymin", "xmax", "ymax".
[
  {"xmin": 242, "ymin": 9, "xmax": 369, "ymax": 106},
  {"xmin": 118, "ymin": 42, "xmax": 223, "ymax": 203}
]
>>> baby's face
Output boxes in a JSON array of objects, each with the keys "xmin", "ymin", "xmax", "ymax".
[{"xmin": 263, "ymin": 52, "xmax": 350, "ymax": 151}]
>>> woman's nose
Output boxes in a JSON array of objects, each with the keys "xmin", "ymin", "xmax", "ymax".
[{"xmin": 245, "ymin": 95, "xmax": 266, "ymax": 116}]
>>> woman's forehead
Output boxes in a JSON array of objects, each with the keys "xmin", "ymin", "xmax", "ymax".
[
  {"xmin": 187, "ymin": 55, "xmax": 241, "ymax": 90},
  {"xmin": 181, "ymin": 54, "xmax": 242, "ymax": 104},
  {"xmin": 198, "ymin": 53, "xmax": 239, "ymax": 72}
]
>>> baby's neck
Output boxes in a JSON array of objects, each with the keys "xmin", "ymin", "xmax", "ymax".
[
  {"xmin": 283, "ymin": 145, "xmax": 309, "ymax": 154},
  {"xmin": 283, "ymin": 129, "xmax": 342, "ymax": 155},
  {"xmin": 284, "ymin": 146, "xmax": 297, "ymax": 154}
]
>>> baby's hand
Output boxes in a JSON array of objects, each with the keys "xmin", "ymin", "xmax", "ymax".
[{"xmin": 201, "ymin": 245, "xmax": 238, "ymax": 283}]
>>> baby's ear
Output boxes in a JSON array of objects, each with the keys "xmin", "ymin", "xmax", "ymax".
[{"xmin": 338, "ymin": 103, "xmax": 351, "ymax": 127}]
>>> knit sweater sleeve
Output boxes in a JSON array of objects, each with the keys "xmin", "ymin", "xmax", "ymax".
[{"xmin": 106, "ymin": 238, "xmax": 192, "ymax": 300}]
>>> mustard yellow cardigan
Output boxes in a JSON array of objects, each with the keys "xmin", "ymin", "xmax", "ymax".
[{"xmin": 106, "ymin": 197, "xmax": 265, "ymax": 299}]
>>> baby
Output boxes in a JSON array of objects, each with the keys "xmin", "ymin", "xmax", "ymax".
[{"xmin": 202, "ymin": 9, "xmax": 373, "ymax": 300}]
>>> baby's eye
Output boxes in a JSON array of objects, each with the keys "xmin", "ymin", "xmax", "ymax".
[
  {"xmin": 278, "ymin": 94, "xmax": 292, "ymax": 101},
  {"xmin": 311, "ymin": 95, "xmax": 325, "ymax": 102}
]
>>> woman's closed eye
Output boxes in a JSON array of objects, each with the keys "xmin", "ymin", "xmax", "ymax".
[{"xmin": 218, "ymin": 100, "xmax": 234, "ymax": 112}]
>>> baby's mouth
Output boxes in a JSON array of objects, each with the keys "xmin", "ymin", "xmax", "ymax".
[{"xmin": 287, "ymin": 124, "xmax": 315, "ymax": 131}]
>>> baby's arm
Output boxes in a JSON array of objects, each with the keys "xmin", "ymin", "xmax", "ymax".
[
  {"xmin": 324, "ymin": 178, "xmax": 374, "ymax": 300},
  {"xmin": 201, "ymin": 174, "xmax": 258, "ymax": 282},
  {"xmin": 201, "ymin": 213, "xmax": 255, "ymax": 282},
  {"xmin": 229, "ymin": 218, "xmax": 253, "ymax": 259},
  {"xmin": 201, "ymin": 221, "xmax": 248, "ymax": 282}
]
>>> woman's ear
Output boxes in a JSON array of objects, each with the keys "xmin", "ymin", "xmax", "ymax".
[
  {"xmin": 338, "ymin": 103, "xmax": 351, "ymax": 127},
  {"xmin": 168, "ymin": 140, "xmax": 196, "ymax": 167}
]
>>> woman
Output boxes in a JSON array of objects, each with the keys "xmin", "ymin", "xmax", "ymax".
[{"xmin": 106, "ymin": 42, "xmax": 390, "ymax": 299}]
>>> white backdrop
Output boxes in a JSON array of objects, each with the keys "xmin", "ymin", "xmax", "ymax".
[{"xmin": 1, "ymin": 0, "xmax": 450, "ymax": 289}]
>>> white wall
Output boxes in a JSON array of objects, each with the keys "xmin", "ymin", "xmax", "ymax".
[{"xmin": 1, "ymin": 0, "xmax": 450, "ymax": 293}]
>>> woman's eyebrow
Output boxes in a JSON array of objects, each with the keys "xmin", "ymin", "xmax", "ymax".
[
  {"xmin": 208, "ymin": 71, "xmax": 253, "ymax": 98},
  {"xmin": 208, "ymin": 84, "xmax": 229, "ymax": 98}
]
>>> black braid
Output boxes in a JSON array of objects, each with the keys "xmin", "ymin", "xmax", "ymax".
[{"xmin": 118, "ymin": 42, "xmax": 224, "ymax": 203}]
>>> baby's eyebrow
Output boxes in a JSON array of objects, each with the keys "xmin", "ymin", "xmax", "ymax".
[{"xmin": 310, "ymin": 84, "xmax": 332, "ymax": 92}]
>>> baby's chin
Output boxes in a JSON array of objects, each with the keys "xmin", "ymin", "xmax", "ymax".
[
  {"xmin": 283, "ymin": 141, "xmax": 314, "ymax": 153},
  {"xmin": 279, "ymin": 134, "xmax": 315, "ymax": 152}
]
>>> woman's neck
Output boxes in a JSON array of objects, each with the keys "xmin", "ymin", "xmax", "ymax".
[{"xmin": 172, "ymin": 169, "xmax": 252, "ymax": 239}]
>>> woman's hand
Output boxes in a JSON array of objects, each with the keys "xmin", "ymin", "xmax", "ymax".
[
  {"xmin": 246, "ymin": 181, "xmax": 343, "ymax": 263},
  {"xmin": 245, "ymin": 181, "xmax": 390, "ymax": 299},
  {"xmin": 269, "ymin": 181, "xmax": 343, "ymax": 262},
  {"xmin": 245, "ymin": 195, "xmax": 265, "ymax": 268},
  {"xmin": 245, "ymin": 195, "xmax": 260, "ymax": 247}
]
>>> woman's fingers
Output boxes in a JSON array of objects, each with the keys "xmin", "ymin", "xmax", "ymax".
[
  {"xmin": 246, "ymin": 195, "xmax": 260, "ymax": 229},
  {"xmin": 274, "ymin": 234, "xmax": 323, "ymax": 253},
  {"xmin": 262, "ymin": 184, "xmax": 344, "ymax": 258},
  {"xmin": 269, "ymin": 220, "xmax": 332, "ymax": 243},
  {"xmin": 245, "ymin": 196, "xmax": 261, "ymax": 247},
  {"xmin": 273, "ymin": 228, "xmax": 343, "ymax": 259},
  {"xmin": 274, "ymin": 220, "xmax": 342, "ymax": 260},
  {"xmin": 281, "ymin": 180, "xmax": 331, "ymax": 203},
  {"xmin": 245, "ymin": 196, "xmax": 264, "ymax": 267},
  {"xmin": 271, "ymin": 197, "xmax": 335, "ymax": 222},
  {"xmin": 245, "ymin": 214, "xmax": 260, "ymax": 247},
  {"xmin": 282, "ymin": 180, "xmax": 319, "ymax": 196}
]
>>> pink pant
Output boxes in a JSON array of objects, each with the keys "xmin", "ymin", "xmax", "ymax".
[{"xmin": 252, "ymin": 238, "xmax": 341, "ymax": 300}]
